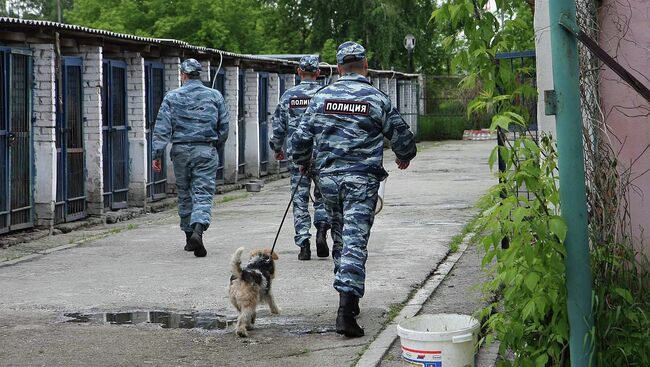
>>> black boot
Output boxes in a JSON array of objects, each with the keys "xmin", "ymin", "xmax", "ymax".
[
  {"xmin": 315, "ymin": 223, "xmax": 330, "ymax": 258},
  {"xmin": 351, "ymin": 297, "xmax": 360, "ymax": 317},
  {"xmin": 336, "ymin": 292, "xmax": 364, "ymax": 337},
  {"xmin": 189, "ymin": 223, "xmax": 207, "ymax": 257},
  {"xmin": 184, "ymin": 231, "xmax": 193, "ymax": 251},
  {"xmin": 298, "ymin": 239, "xmax": 311, "ymax": 260}
]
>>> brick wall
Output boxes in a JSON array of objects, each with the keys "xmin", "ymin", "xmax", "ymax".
[
  {"xmin": 223, "ymin": 66, "xmax": 239, "ymax": 183},
  {"xmin": 32, "ymin": 44, "xmax": 57, "ymax": 227},
  {"xmin": 77, "ymin": 45, "xmax": 104, "ymax": 215},
  {"xmin": 125, "ymin": 52, "xmax": 147, "ymax": 206},
  {"xmin": 243, "ymin": 69, "xmax": 259, "ymax": 178},
  {"xmin": 199, "ymin": 60, "xmax": 211, "ymax": 83}
]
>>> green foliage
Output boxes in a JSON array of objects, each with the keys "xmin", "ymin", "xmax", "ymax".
[
  {"xmin": 591, "ymin": 242, "xmax": 650, "ymax": 365},
  {"xmin": 59, "ymin": 0, "xmax": 451, "ymax": 74},
  {"xmin": 431, "ymin": 0, "xmax": 536, "ymax": 113},
  {"xmin": 477, "ymin": 135, "xmax": 570, "ymax": 366},
  {"xmin": 417, "ymin": 115, "xmax": 481, "ymax": 141}
]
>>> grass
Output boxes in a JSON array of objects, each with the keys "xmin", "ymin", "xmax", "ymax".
[
  {"xmin": 216, "ymin": 193, "xmax": 249, "ymax": 204},
  {"xmin": 448, "ymin": 214, "xmax": 480, "ymax": 253},
  {"xmin": 126, "ymin": 223, "xmax": 138, "ymax": 230},
  {"xmin": 386, "ymin": 303, "xmax": 404, "ymax": 320}
]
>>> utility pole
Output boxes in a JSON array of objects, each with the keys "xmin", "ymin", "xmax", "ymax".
[
  {"xmin": 547, "ymin": 0, "xmax": 595, "ymax": 366},
  {"xmin": 57, "ymin": 0, "xmax": 62, "ymax": 22}
]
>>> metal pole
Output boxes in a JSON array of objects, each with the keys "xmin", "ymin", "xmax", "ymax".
[{"xmin": 547, "ymin": 0, "xmax": 595, "ymax": 366}]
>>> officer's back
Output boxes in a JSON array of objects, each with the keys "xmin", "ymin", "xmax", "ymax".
[
  {"xmin": 295, "ymin": 53, "xmax": 416, "ymax": 178},
  {"xmin": 164, "ymin": 79, "xmax": 225, "ymax": 144}
]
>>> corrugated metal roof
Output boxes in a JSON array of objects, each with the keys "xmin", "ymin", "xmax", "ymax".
[{"xmin": 0, "ymin": 17, "xmax": 419, "ymax": 78}]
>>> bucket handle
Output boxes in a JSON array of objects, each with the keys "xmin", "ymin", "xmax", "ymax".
[{"xmin": 451, "ymin": 333, "xmax": 474, "ymax": 343}]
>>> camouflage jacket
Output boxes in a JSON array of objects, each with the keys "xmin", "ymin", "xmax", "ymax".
[
  {"xmin": 152, "ymin": 79, "xmax": 229, "ymax": 158},
  {"xmin": 269, "ymin": 80, "xmax": 323, "ymax": 159},
  {"xmin": 291, "ymin": 73, "xmax": 416, "ymax": 179}
]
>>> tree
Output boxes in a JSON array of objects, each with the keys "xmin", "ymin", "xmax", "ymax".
[{"xmin": 61, "ymin": 0, "xmax": 454, "ymax": 73}]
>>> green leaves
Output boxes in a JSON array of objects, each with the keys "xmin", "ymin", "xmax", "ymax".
[
  {"xmin": 548, "ymin": 215, "xmax": 568, "ymax": 242},
  {"xmin": 477, "ymin": 134, "xmax": 570, "ymax": 365}
]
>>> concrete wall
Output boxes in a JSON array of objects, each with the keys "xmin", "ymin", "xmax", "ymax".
[{"xmin": 599, "ymin": 0, "xmax": 650, "ymax": 253}]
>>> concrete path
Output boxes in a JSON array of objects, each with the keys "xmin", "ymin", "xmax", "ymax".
[{"xmin": 0, "ymin": 140, "xmax": 494, "ymax": 367}]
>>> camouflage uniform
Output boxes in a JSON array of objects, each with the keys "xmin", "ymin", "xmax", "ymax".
[
  {"xmin": 269, "ymin": 55, "xmax": 329, "ymax": 248},
  {"xmin": 152, "ymin": 59, "xmax": 229, "ymax": 233},
  {"xmin": 292, "ymin": 45, "xmax": 416, "ymax": 298}
]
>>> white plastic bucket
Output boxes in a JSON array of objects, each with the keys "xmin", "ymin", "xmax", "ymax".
[{"xmin": 397, "ymin": 314, "xmax": 480, "ymax": 367}]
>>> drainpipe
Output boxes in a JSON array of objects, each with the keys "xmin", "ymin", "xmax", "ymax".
[{"xmin": 547, "ymin": 0, "xmax": 595, "ymax": 366}]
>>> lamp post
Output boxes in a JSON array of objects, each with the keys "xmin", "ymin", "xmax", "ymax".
[{"xmin": 404, "ymin": 34, "xmax": 416, "ymax": 73}]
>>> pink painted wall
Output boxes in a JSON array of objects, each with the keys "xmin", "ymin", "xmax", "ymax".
[{"xmin": 599, "ymin": 0, "xmax": 650, "ymax": 255}]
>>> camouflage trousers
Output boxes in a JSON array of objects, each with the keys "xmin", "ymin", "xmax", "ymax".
[
  {"xmin": 317, "ymin": 174, "xmax": 380, "ymax": 298},
  {"xmin": 290, "ymin": 168, "xmax": 329, "ymax": 247},
  {"xmin": 170, "ymin": 143, "xmax": 218, "ymax": 232}
]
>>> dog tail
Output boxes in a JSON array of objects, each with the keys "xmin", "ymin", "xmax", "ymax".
[{"xmin": 231, "ymin": 247, "xmax": 245, "ymax": 278}]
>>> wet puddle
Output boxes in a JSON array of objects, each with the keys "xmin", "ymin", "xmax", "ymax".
[{"xmin": 63, "ymin": 311, "xmax": 237, "ymax": 331}]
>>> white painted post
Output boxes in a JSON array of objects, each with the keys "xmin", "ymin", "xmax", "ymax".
[
  {"xmin": 223, "ymin": 66, "xmax": 239, "ymax": 183},
  {"xmin": 125, "ymin": 52, "xmax": 147, "ymax": 207},
  {"xmin": 32, "ymin": 44, "xmax": 57, "ymax": 227},
  {"xmin": 199, "ymin": 60, "xmax": 211, "ymax": 84},
  {"xmin": 535, "ymin": 0, "xmax": 557, "ymax": 137},
  {"xmin": 79, "ymin": 45, "xmax": 104, "ymax": 215},
  {"xmin": 244, "ymin": 69, "xmax": 260, "ymax": 179}
]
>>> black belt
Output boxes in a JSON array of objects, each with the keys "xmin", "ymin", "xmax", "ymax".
[{"xmin": 173, "ymin": 141, "xmax": 215, "ymax": 146}]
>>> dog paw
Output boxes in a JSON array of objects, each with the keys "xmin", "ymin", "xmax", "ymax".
[
  {"xmin": 236, "ymin": 328, "xmax": 248, "ymax": 338},
  {"xmin": 270, "ymin": 307, "xmax": 281, "ymax": 314}
]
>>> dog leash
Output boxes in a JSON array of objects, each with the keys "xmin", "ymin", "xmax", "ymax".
[{"xmin": 270, "ymin": 169, "xmax": 307, "ymax": 256}]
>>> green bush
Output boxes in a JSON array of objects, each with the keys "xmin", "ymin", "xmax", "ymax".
[{"xmin": 417, "ymin": 114, "xmax": 488, "ymax": 141}]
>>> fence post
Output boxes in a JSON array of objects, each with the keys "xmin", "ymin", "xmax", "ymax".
[{"xmin": 548, "ymin": 0, "xmax": 595, "ymax": 365}]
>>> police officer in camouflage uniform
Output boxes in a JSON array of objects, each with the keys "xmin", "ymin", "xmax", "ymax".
[
  {"xmin": 292, "ymin": 42, "xmax": 416, "ymax": 337},
  {"xmin": 269, "ymin": 55, "xmax": 331, "ymax": 261},
  {"xmin": 152, "ymin": 58, "xmax": 229, "ymax": 258}
]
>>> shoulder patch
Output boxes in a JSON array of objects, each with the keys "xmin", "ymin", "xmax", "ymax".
[
  {"xmin": 289, "ymin": 97, "xmax": 311, "ymax": 108},
  {"xmin": 323, "ymin": 100, "xmax": 370, "ymax": 116}
]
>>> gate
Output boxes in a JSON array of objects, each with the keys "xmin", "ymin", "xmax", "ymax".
[
  {"xmin": 237, "ymin": 70, "xmax": 246, "ymax": 176},
  {"xmin": 55, "ymin": 57, "xmax": 86, "ymax": 224},
  {"xmin": 145, "ymin": 61, "xmax": 167, "ymax": 201},
  {"xmin": 102, "ymin": 59, "xmax": 129, "ymax": 210},
  {"xmin": 495, "ymin": 50, "xmax": 537, "ymax": 249},
  {"xmin": 278, "ymin": 76, "xmax": 288, "ymax": 172},
  {"xmin": 258, "ymin": 72, "xmax": 269, "ymax": 176},
  {"xmin": 0, "ymin": 49, "xmax": 34, "ymax": 234}
]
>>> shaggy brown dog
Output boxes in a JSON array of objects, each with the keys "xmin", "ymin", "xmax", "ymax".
[{"xmin": 229, "ymin": 247, "xmax": 280, "ymax": 337}]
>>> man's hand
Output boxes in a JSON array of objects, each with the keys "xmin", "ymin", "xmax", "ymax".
[
  {"xmin": 299, "ymin": 161, "xmax": 312, "ymax": 174},
  {"xmin": 395, "ymin": 159, "xmax": 410, "ymax": 170},
  {"xmin": 274, "ymin": 150, "xmax": 285, "ymax": 160},
  {"xmin": 152, "ymin": 159, "xmax": 162, "ymax": 173}
]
